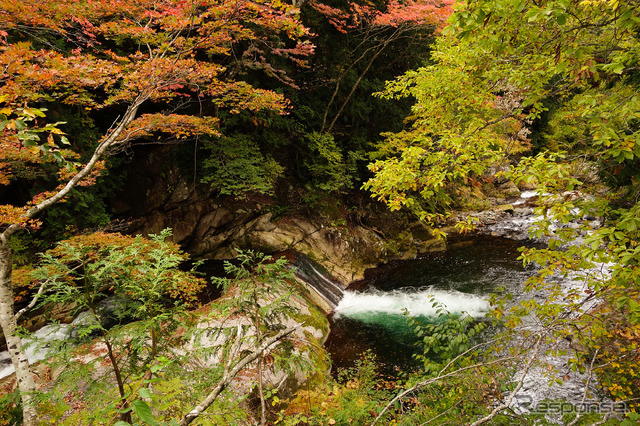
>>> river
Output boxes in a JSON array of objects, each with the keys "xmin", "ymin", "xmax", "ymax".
[{"xmin": 324, "ymin": 235, "xmax": 537, "ymax": 374}]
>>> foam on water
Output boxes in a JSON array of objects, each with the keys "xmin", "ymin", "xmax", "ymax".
[
  {"xmin": 520, "ymin": 190, "xmax": 539, "ymax": 199},
  {"xmin": 334, "ymin": 286, "xmax": 490, "ymax": 320}
]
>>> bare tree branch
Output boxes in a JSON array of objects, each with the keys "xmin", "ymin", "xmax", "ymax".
[
  {"xmin": 179, "ymin": 323, "xmax": 302, "ymax": 425},
  {"xmin": 23, "ymin": 95, "xmax": 148, "ymax": 221},
  {"xmin": 438, "ymin": 338, "xmax": 503, "ymax": 377},
  {"xmin": 419, "ymin": 398, "xmax": 465, "ymax": 425},
  {"xmin": 324, "ymin": 26, "xmax": 404, "ymax": 134},
  {"xmin": 371, "ymin": 351, "xmax": 521, "ymax": 426},
  {"xmin": 469, "ymin": 334, "xmax": 543, "ymax": 426},
  {"xmin": 15, "ymin": 280, "xmax": 48, "ymax": 322},
  {"xmin": 567, "ymin": 348, "xmax": 599, "ymax": 426},
  {"xmin": 15, "ymin": 262, "xmax": 83, "ymax": 322}
]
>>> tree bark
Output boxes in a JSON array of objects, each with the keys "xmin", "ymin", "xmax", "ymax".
[
  {"xmin": 0, "ymin": 238, "xmax": 38, "ymax": 426},
  {"xmin": 0, "ymin": 97, "xmax": 145, "ymax": 423}
]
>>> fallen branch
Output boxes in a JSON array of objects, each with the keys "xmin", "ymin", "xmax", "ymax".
[{"xmin": 179, "ymin": 323, "xmax": 301, "ymax": 425}]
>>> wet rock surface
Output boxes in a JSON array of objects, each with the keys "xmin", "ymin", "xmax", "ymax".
[
  {"xmin": 509, "ymin": 267, "xmax": 612, "ymax": 421},
  {"xmin": 462, "ymin": 190, "xmax": 616, "ymax": 421}
]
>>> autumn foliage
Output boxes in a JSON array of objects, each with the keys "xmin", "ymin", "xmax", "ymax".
[
  {"xmin": 308, "ymin": 0, "xmax": 453, "ymax": 33},
  {"xmin": 0, "ymin": 0, "xmax": 314, "ymax": 229},
  {"xmin": 34, "ymin": 229, "xmax": 206, "ymax": 305},
  {"xmin": 0, "ymin": 3, "xmax": 313, "ymax": 423}
]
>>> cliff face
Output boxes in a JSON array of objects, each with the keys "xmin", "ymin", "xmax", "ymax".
[
  {"xmin": 123, "ymin": 185, "xmax": 389, "ymax": 285},
  {"xmin": 114, "ymin": 146, "xmax": 447, "ymax": 286}
]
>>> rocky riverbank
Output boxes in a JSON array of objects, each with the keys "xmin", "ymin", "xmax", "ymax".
[{"xmin": 459, "ymin": 190, "xmax": 615, "ymax": 421}]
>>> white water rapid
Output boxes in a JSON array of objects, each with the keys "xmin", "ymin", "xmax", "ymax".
[{"xmin": 333, "ymin": 286, "xmax": 489, "ymax": 320}]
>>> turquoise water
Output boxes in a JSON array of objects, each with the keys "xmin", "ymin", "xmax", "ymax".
[{"xmin": 325, "ymin": 236, "xmax": 536, "ymax": 374}]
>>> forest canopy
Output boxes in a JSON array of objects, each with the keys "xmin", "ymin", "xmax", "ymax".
[
  {"xmin": 1, "ymin": 0, "xmax": 640, "ymax": 424},
  {"xmin": 366, "ymin": 0, "xmax": 640, "ymax": 420}
]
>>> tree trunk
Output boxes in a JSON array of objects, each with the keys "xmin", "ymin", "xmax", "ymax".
[
  {"xmin": 257, "ymin": 355, "xmax": 267, "ymax": 426},
  {"xmin": 104, "ymin": 337, "xmax": 132, "ymax": 424},
  {"xmin": 0, "ymin": 239, "xmax": 38, "ymax": 426},
  {"xmin": 0, "ymin": 99, "xmax": 144, "ymax": 424}
]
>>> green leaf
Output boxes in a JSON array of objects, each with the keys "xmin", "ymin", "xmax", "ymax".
[
  {"xmin": 150, "ymin": 364, "xmax": 164, "ymax": 373},
  {"xmin": 611, "ymin": 62, "xmax": 625, "ymax": 74},
  {"xmin": 138, "ymin": 387, "xmax": 153, "ymax": 399},
  {"xmin": 133, "ymin": 400, "xmax": 156, "ymax": 425}
]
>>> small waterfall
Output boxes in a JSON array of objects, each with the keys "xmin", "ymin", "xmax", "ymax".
[
  {"xmin": 334, "ymin": 286, "xmax": 490, "ymax": 321},
  {"xmin": 291, "ymin": 254, "xmax": 344, "ymax": 309},
  {"xmin": 291, "ymin": 252, "xmax": 492, "ymax": 316},
  {"xmin": 325, "ymin": 237, "xmax": 525, "ymax": 373}
]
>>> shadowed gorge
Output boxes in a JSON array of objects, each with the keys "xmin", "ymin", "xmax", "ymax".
[
  {"xmin": 1, "ymin": 0, "xmax": 640, "ymax": 424},
  {"xmin": 326, "ymin": 236, "xmax": 531, "ymax": 373}
]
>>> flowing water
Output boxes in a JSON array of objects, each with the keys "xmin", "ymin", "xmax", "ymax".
[
  {"xmin": 325, "ymin": 236, "xmax": 538, "ymax": 374},
  {"xmin": 0, "ymin": 230, "xmax": 609, "ymax": 415}
]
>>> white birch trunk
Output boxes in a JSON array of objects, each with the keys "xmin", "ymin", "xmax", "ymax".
[
  {"xmin": 0, "ymin": 98, "xmax": 144, "ymax": 423},
  {"xmin": 0, "ymin": 239, "xmax": 37, "ymax": 426}
]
